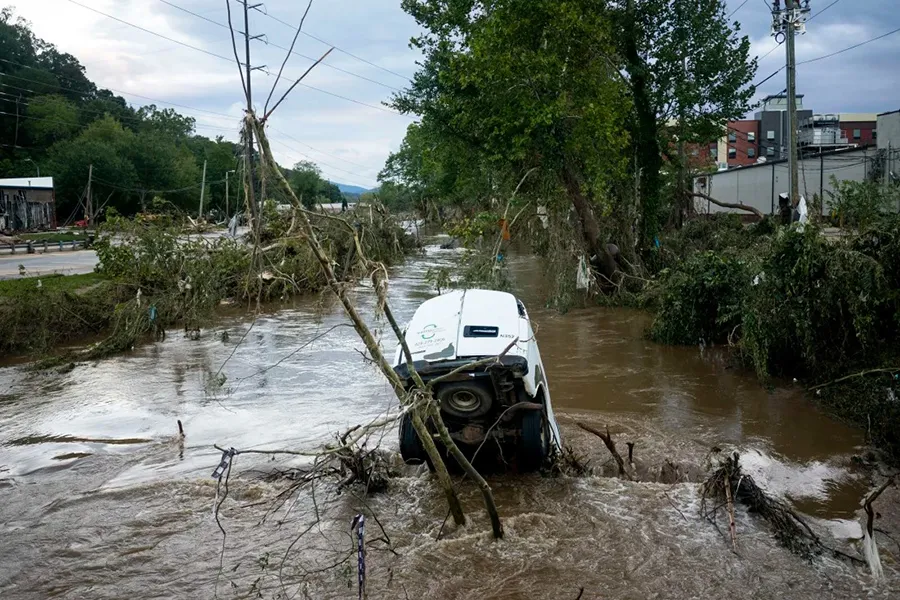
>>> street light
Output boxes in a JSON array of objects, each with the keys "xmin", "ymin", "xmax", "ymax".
[{"xmin": 24, "ymin": 158, "xmax": 39, "ymax": 177}]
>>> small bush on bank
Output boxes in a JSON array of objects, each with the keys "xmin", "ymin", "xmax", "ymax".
[
  {"xmin": 740, "ymin": 226, "xmax": 890, "ymax": 380},
  {"xmin": 648, "ymin": 250, "xmax": 752, "ymax": 346}
]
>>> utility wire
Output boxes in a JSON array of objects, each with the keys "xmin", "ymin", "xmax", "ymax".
[
  {"xmin": 0, "ymin": 87, "xmax": 237, "ymax": 132},
  {"xmin": 798, "ymin": 25, "xmax": 900, "ymax": 65},
  {"xmin": 728, "ymin": 0, "xmax": 752, "ymax": 19},
  {"xmin": 63, "ymin": 0, "xmax": 407, "ymax": 116},
  {"xmin": 807, "ymin": 0, "xmax": 841, "ymax": 22},
  {"xmin": 0, "ymin": 57, "xmax": 238, "ymax": 121},
  {"xmin": 269, "ymin": 137, "xmax": 377, "ymax": 188},
  {"xmin": 157, "ymin": 0, "xmax": 403, "ymax": 92},
  {"xmin": 246, "ymin": 0, "xmax": 413, "ymax": 84},
  {"xmin": 0, "ymin": 64, "xmax": 382, "ymax": 175},
  {"xmin": 268, "ymin": 126, "xmax": 380, "ymax": 173}
]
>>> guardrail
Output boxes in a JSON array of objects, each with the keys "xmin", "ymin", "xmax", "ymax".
[{"xmin": 0, "ymin": 239, "xmax": 91, "ymax": 255}]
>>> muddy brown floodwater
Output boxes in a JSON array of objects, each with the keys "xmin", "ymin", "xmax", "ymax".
[{"xmin": 0, "ymin": 233, "xmax": 897, "ymax": 599}]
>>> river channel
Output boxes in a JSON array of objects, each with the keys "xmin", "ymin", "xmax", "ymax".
[{"xmin": 0, "ymin": 234, "xmax": 897, "ymax": 599}]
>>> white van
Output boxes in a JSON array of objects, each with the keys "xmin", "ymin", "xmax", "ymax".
[{"xmin": 393, "ymin": 289, "xmax": 562, "ymax": 471}]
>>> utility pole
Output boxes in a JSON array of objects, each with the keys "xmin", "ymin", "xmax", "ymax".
[
  {"xmin": 86, "ymin": 163, "xmax": 93, "ymax": 227},
  {"xmin": 198, "ymin": 159, "xmax": 207, "ymax": 220},
  {"xmin": 239, "ymin": 1, "xmax": 266, "ymax": 225},
  {"xmin": 772, "ymin": 1, "xmax": 811, "ymax": 208}
]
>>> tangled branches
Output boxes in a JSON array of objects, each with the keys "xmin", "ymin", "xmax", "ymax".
[{"xmin": 701, "ymin": 451, "xmax": 864, "ymax": 565}]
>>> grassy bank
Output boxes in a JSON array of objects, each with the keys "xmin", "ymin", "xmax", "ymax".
[
  {"xmin": 0, "ymin": 272, "xmax": 122, "ymax": 356},
  {"xmin": 0, "ymin": 203, "xmax": 415, "ymax": 361},
  {"xmin": 20, "ymin": 231, "xmax": 91, "ymax": 244}
]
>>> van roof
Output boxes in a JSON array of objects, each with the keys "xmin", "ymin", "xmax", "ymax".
[{"xmin": 400, "ymin": 289, "xmax": 526, "ymax": 363}]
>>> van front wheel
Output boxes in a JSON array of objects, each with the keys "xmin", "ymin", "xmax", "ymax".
[{"xmin": 519, "ymin": 409, "xmax": 548, "ymax": 472}]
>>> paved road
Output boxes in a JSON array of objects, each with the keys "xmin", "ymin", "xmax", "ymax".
[{"xmin": 0, "ymin": 250, "xmax": 98, "ymax": 280}]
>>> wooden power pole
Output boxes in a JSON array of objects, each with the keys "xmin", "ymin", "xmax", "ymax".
[
  {"xmin": 198, "ymin": 159, "xmax": 207, "ymax": 220},
  {"xmin": 773, "ymin": 1, "xmax": 810, "ymax": 207}
]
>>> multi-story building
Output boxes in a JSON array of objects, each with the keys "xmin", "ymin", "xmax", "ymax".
[
  {"xmin": 719, "ymin": 119, "xmax": 761, "ymax": 168},
  {"xmin": 753, "ymin": 94, "xmax": 813, "ymax": 161}
]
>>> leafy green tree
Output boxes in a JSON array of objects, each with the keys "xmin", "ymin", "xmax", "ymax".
[
  {"xmin": 616, "ymin": 0, "xmax": 756, "ymax": 241},
  {"xmin": 25, "ymin": 94, "xmax": 79, "ymax": 145},
  {"xmin": 288, "ymin": 160, "xmax": 324, "ymax": 209},
  {"xmin": 137, "ymin": 105, "xmax": 196, "ymax": 139},
  {"xmin": 394, "ymin": 0, "xmax": 631, "ymax": 276}
]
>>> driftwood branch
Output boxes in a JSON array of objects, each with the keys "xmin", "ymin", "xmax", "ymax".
[
  {"xmin": 253, "ymin": 116, "xmax": 508, "ymax": 537},
  {"xmin": 808, "ymin": 367, "xmax": 900, "ymax": 391},
  {"xmin": 576, "ymin": 422, "xmax": 632, "ymax": 480},
  {"xmin": 689, "ymin": 191, "xmax": 765, "ymax": 220}
]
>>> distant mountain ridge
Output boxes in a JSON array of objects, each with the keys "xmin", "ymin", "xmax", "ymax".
[{"xmin": 333, "ymin": 182, "xmax": 375, "ymax": 196}]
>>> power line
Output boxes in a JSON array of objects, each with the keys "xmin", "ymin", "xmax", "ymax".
[
  {"xmin": 268, "ymin": 126, "xmax": 380, "ymax": 173},
  {"xmin": 807, "ymin": 0, "xmax": 841, "ymax": 22},
  {"xmin": 248, "ymin": 1, "xmax": 413, "ymax": 84},
  {"xmin": 0, "ymin": 63, "xmax": 382, "ymax": 176},
  {"xmin": 798, "ymin": 25, "xmax": 900, "ymax": 65},
  {"xmin": 0, "ymin": 57, "xmax": 238, "ymax": 122},
  {"xmin": 63, "ymin": 0, "xmax": 407, "ymax": 116},
  {"xmin": 91, "ymin": 175, "xmax": 226, "ymax": 194},
  {"xmin": 0, "ymin": 87, "xmax": 237, "ymax": 133},
  {"xmin": 269, "ymin": 137, "xmax": 377, "ymax": 188},
  {"xmin": 728, "ymin": 0, "xmax": 752, "ymax": 19},
  {"xmin": 156, "ymin": 0, "xmax": 403, "ymax": 93}
]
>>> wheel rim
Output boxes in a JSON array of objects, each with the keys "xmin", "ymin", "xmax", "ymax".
[{"xmin": 447, "ymin": 390, "xmax": 480, "ymax": 413}]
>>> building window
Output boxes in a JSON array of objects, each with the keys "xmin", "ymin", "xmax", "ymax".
[
  {"xmin": 873, "ymin": 130, "xmax": 877, "ymax": 139},
  {"xmin": 767, "ymin": 130, "xmax": 776, "ymax": 140},
  {"xmin": 748, "ymin": 132, "xmax": 756, "ymax": 142},
  {"xmin": 747, "ymin": 147, "xmax": 756, "ymax": 158},
  {"xmin": 709, "ymin": 143, "xmax": 717, "ymax": 153},
  {"xmin": 728, "ymin": 132, "xmax": 737, "ymax": 142},
  {"xmin": 766, "ymin": 146, "xmax": 775, "ymax": 157},
  {"xmin": 853, "ymin": 129, "xmax": 861, "ymax": 140},
  {"xmin": 728, "ymin": 148, "xmax": 737, "ymax": 159}
]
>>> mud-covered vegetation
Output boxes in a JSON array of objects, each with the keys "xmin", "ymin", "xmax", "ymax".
[
  {"xmin": 0, "ymin": 205, "xmax": 414, "ymax": 359},
  {"xmin": 645, "ymin": 205, "xmax": 900, "ymax": 460}
]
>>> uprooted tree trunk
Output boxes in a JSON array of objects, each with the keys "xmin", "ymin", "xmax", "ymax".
[
  {"xmin": 563, "ymin": 163, "xmax": 619, "ymax": 282},
  {"xmin": 689, "ymin": 191, "xmax": 765, "ymax": 220},
  {"xmin": 252, "ymin": 115, "xmax": 503, "ymax": 538}
]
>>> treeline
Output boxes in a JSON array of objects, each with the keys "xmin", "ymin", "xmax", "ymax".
[
  {"xmin": 378, "ymin": 0, "xmax": 755, "ymax": 267},
  {"xmin": 0, "ymin": 9, "xmax": 340, "ymax": 223}
]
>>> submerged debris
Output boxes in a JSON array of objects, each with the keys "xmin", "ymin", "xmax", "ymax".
[{"xmin": 700, "ymin": 450, "xmax": 865, "ymax": 564}]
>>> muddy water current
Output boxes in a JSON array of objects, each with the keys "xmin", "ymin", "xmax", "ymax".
[{"xmin": 0, "ymin": 234, "xmax": 897, "ymax": 599}]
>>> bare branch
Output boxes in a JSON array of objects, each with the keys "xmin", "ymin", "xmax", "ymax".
[
  {"xmin": 224, "ymin": 0, "xmax": 248, "ymax": 104},
  {"xmin": 689, "ymin": 190, "xmax": 765, "ymax": 220},
  {"xmin": 263, "ymin": 47, "xmax": 335, "ymax": 122},
  {"xmin": 264, "ymin": 0, "xmax": 314, "ymax": 114}
]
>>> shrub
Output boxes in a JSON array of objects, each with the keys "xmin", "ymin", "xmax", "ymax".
[
  {"xmin": 740, "ymin": 226, "xmax": 889, "ymax": 380},
  {"xmin": 827, "ymin": 178, "xmax": 899, "ymax": 229},
  {"xmin": 649, "ymin": 250, "xmax": 752, "ymax": 346}
]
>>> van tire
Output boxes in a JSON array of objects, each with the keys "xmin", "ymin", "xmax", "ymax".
[
  {"xmin": 399, "ymin": 413, "xmax": 431, "ymax": 467},
  {"xmin": 435, "ymin": 380, "xmax": 494, "ymax": 419},
  {"xmin": 519, "ymin": 409, "xmax": 547, "ymax": 472}
]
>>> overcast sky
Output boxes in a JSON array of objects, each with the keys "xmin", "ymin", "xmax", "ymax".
[{"xmin": 12, "ymin": 0, "xmax": 900, "ymax": 188}]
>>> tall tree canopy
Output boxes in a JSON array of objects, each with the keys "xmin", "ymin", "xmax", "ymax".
[{"xmin": 386, "ymin": 0, "xmax": 756, "ymax": 266}]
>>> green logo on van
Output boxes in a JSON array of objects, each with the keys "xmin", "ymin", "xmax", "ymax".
[{"xmin": 421, "ymin": 324, "xmax": 438, "ymax": 340}]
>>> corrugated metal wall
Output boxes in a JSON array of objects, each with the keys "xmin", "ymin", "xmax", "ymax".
[{"xmin": 693, "ymin": 147, "xmax": 873, "ymax": 216}]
